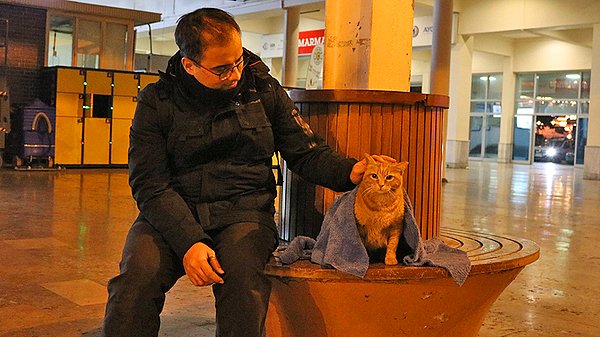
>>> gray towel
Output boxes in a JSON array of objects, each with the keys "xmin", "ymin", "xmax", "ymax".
[
  {"xmin": 278, "ymin": 235, "xmax": 315, "ymax": 264},
  {"xmin": 280, "ymin": 187, "xmax": 472, "ymax": 286}
]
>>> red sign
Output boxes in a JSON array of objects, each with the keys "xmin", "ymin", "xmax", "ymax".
[{"xmin": 298, "ymin": 29, "xmax": 325, "ymax": 55}]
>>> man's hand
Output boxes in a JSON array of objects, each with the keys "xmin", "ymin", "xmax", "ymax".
[
  {"xmin": 183, "ymin": 242, "xmax": 225, "ymax": 286},
  {"xmin": 349, "ymin": 154, "xmax": 397, "ymax": 184}
]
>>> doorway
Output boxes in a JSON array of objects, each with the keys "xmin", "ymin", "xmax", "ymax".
[
  {"xmin": 469, "ymin": 74, "xmax": 502, "ymax": 160},
  {"xmin": 533, "ymin": 115, "xmax": 576, "ymax": 165}
]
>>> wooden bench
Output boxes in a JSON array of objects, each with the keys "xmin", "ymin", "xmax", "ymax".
[{"xmin": 265, "ymin": 228, "xmax": 540, "ymax": 337}]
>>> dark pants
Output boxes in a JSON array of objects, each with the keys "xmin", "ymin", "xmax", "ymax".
[{"xmin": 102, "ymin": 218, "xmax": 277, "ymax": 337}]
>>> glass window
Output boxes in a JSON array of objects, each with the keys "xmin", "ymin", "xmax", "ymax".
[
  {"xmin": 471, "ymin": 76, "xmax": 487, "ymax": 100},
  {"xmin": 487, "ymin": 75, "xmax": 503, "ymax": 99},
  {"xmin": 470, "ymin": 74, "xmax": 503, "ymax": 159},
  {"xmin": 484, "ymin": 114, "xmax": 501, "ymax": 159},
  {"xmin": 536, "ymin": 72, "xmax": 580, "ymax": 100},
  {"xmin": 514, "ymin": 70, "xmax": 590, "ymax": 165},
  {"xmin": 470, "ymin": 101, "xmax": 486, "ymax": 113},
  {"xmin": 516, "ymin": 100, "xmax": 534, "ymax": 115},
  {"xmin": 48, "ymin": 16, "xmax": 73, "ymax": 67},
  {"xmin": 513, "ymin": 115, "xmax": 532, "ymax": 161},
  {"xmin": 576, "ymin": 117, "xmax": 587, "ymax": 165},
  {"xmin": 516, "ymin": 73, "xmax": 535, "ymax": 100},
  {"xmin": 489, "ymin": 101, "xmax": 502, "ymax": 113},
  {"xmin": 76, "ymin": 19, "xmax": 101, "ymax": 68},
  {"xmin": 581, "ymin": 71, "xmax": 591, "ymax": 99},
  {"xmin": 580, "ymin": 100, "xmax": 589, "ymax": 114},
  {"xmin": 103, "ymin": 23, "xmax": 128, "ymax": 70},
  {"xmin": 535, "ymin": 99, "xmax": 578, "ymax": 115},
  {"xmin": 469, "ymin": 116, "xmax": 483, "ymax": 157}
]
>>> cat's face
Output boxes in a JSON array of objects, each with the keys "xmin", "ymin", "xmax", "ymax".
[{"xmin": 360, "ymin": 155, "xmax": 408, "ymax": 194}]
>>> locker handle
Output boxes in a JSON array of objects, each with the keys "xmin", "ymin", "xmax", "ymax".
[{"xmin": 77, "ymin": 118, "xmax": 83, "ymax": 123}]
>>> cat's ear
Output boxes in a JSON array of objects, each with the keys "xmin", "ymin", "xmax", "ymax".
[
  {"xmin": 364, "ymin": 153, "xmax": 376, "ymax": 165},
  {"xmin": 396, "ymin": 161, "xmax": 409, "ymax": 173}
]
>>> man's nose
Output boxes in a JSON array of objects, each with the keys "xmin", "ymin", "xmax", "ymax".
[{"xmin": 228, "ymin": 65, "xmax": 243, "ymax": 81}]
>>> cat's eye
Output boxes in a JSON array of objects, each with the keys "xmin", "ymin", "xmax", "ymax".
[
  {"xmin": 386, "ymin": 175, "xmax": 394, "ymax": 181},
  {"xmin": 370, "ymin": 173, "xmax": 378, "ymax": 179}
]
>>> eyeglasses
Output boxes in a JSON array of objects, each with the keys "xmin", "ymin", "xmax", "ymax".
[{"xmin": 188, "ymin": 54, "xmax": 246, "ymax": 81}]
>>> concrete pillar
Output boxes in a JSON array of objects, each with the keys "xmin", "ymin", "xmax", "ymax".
[
  {"xmin": 429, "ymin": 0, "xmax": 453, "ymax": 179},
  {"xmin": 282, "ymin": 7, "xmax": 300, "ymax": 87},
  {"xmin": 429, "ymin": 0, "xmax": 453, "ymax": 95},
  {"xmin": 498, "ymin": 56, "xmax": 515, "ymax": 163},
  {"xmin": 446, "ymin": 34, "xmax": 473, "ymax": 168},
  {"xmin": 584, "ymin": 24, "xmax": 600, "ymax": 179},
  {"xmin": 323, "ymin": 0, "xmax": 413, "ymax": 90}
]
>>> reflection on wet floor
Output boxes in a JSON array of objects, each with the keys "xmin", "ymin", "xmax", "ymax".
[
  {"xmin": 442, "ymin": 162, "xmax": 600, "ymax": 337},
  {"xmin": 0, "ymin": 161, "xmax": 599, "ymax": 336}
]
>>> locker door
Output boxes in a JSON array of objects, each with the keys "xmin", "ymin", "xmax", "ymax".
[
  {"xmin": 83, "ymin": 118, "xmax": 110, "ymax": 165},
  {"xmin": 57, "ymin": 68, "xmax": 84, "ymax": 93},
  {"xmin": 110, "ymin": 118, "xmax": 132, "ymax": 165},
  {"xmin": 55, "ymin": 116, "xmax": 82, "ymax": 165},
  {"xmin": 112, "ymin": 96, "xmax": 136, "ymax": 119},
  {"xmin": 54, "ymin": 93, "xmax": 83, "ymax": 165},
  {"xmin": 85, "ymin": 70, "xmax": 113, "ymax": 95},
  {"xmin": 111, "ymin": 95, "xmax": 136, "ymax": 165},
  {"xmin": 139, "ymin": 73, "xmax": 159, "ymax": 92},
  {"xmin": 83, "ymin": 70, "xmax": 113, "ymax": 165},
  {"xmin": 113, "ymin": 73, "xmax": 139, "ymax": 97},
  {"xmin": 55, "ymin": 92, "xmax": 82, "ymax": 117}
]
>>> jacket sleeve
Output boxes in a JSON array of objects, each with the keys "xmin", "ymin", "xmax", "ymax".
[
  {"xmin": 268, "ymin": 80, "xmax": 358, "ymax": 192},
  {"xmin": 128, "ymin": 84, "xmax": 212, "ymax": 260}
]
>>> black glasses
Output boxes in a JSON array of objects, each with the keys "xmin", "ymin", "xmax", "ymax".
[{"xmin": 189, "ymin": 54, "xmax": 246, "ymax": 81}]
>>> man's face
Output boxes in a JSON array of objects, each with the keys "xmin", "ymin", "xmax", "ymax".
[{"xmin": 181, "ymin": 32, "xmax": 243, "ymax": 90}]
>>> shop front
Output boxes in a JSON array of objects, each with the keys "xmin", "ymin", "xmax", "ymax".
[{"xmin": 513, "ymin": 71, "xmax": 590, "ymax": 166}]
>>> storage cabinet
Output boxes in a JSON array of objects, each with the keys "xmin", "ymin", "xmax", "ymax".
[{"xmin": 43, "ymin": 67, "xmax": 159, "ymax": 166}]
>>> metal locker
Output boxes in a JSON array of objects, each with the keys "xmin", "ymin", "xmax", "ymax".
[
  {"xmin": 113, "ymin": 72, "xmax": 138, "ymax": 97},
  {"xmin": 57, "ymin": 68, "xmax": 84, "ymax": 93}
]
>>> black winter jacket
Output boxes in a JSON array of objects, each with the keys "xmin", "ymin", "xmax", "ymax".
[{"xmin": 128, "ymin": 49, "xmax": 357, "ymax": 259}]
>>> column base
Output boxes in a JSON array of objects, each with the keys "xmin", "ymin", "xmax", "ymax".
[
  {"xmin": 497, "ymin": 143, "xmax": 513, "ymax": 163},
  {"xmin": 446, "ymin": 140, "xmax": 469, "ymax": 168},
  {"xmin": 584, "ymin": 146, "xmax": 600, "ymax": 180},
  {"xmin": 265, "ymin": 229, "xmax": 539, "ymax": 337}
]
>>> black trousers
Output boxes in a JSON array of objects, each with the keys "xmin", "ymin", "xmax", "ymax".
[{"xmin": 102, "ymin": 218, "xmax": 278, "ymax": 337}]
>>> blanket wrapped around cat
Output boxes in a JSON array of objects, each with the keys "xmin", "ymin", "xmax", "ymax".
[{"xmin": 279, "ymin": 187, "xmax": 472, "ymax": 286}]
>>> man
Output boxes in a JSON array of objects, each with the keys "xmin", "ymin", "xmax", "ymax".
[{"xmin": 102, "ymin": 7, "xmax": 393, "ymax": 337}]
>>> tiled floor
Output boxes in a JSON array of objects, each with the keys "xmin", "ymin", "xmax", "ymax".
[{"xmin": 0, "ymin": 162, "xmax": 598, "ymax": 336}]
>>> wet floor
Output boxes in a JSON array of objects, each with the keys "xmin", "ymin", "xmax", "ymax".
[{"xmin": 0, "ymin": 161, "xmax": 598, "ymax": 336}]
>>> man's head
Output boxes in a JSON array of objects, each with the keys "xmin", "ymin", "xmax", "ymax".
[{"xmin": 176, "ymin": 8, "xmax": 244, "ymax": 90}]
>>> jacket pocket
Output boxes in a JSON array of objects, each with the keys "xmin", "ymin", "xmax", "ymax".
[
  {"xmin": 172, "ymin": 122, "xmax": 208, "ymax": 168},
  {"xmin": 235, "ymin": 100, "xmax": 274, "ymax": 161},
  {"xmin": 236, "ymin": 100, "xmax": 272, "ymax": 129}
]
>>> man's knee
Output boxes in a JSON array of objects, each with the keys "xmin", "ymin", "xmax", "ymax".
[{"xmin": 112, "ymin": 220, "xmax": 182, "ymax": 296}]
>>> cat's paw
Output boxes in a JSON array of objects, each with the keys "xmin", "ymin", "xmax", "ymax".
[{"xmin": 384, "ymin": 256, "xmax": 398, "ymax": 265}]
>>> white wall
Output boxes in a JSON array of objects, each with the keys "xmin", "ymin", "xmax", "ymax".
[
  {"xmin": 238, "ymin": 16, "xmax": 284, "ymax": 34},
  {"xmin": 298, "ymin": 17, "xmax": 325, "ymax": 31},
  {"xmin": 241, "ymin": 31, "xmax": 264, "ymax": 55},
  {"xmin": 513, "ymin": 38, "xmax": 592, "ymax": 72},
  {"xmin": 458, "ymin": 0, "xmax": 600, "ymax": 34},
  {"xmin": 136, "ymin": 38, "xmax": 177, "ymax": 56},
  {"xmin": 410, "ymin": 49, "xmax": 432, "ymax": 83},
  {"xmin": 472, "ymin": 51, "xmax": 504, "ymax": 73}
]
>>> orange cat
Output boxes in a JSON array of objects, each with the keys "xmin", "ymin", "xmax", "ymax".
[{"xmin": 354, "ymin": 154, "xmax": 409, "ymax": 265}]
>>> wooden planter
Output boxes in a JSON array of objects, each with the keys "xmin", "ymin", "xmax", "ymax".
[
  {"xmin": 265, "ymin": 229, "xmax": 540, "ymax": 337},
  {"xmin": 279, "ymin": 89, "xmax": 448, "ymax": 241},
  {"xmin": 269, "ymin": 90, "xmax": 540, "ymax": 337}
]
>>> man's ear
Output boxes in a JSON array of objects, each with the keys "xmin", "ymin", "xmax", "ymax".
[{"xmin": 181, "ymin": 57, "xmax": 196, "ymax": 76}]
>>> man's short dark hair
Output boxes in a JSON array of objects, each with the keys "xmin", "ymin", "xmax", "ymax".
[{"xmin": 175, "ymin": 8, "xmax": 241, "ymax": 62}]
